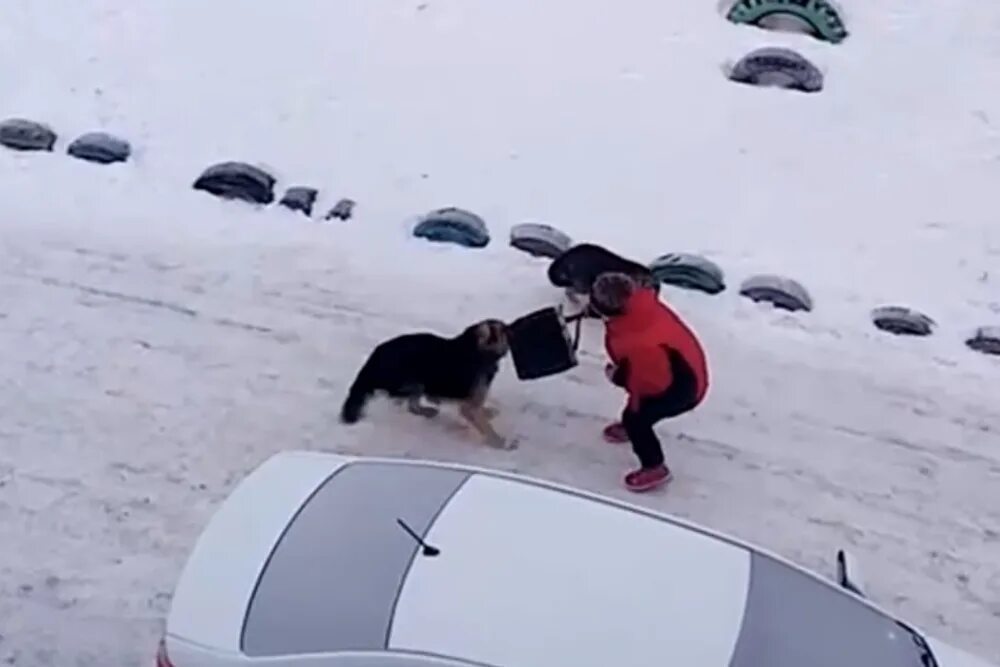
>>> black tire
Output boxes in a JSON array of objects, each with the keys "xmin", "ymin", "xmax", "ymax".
[{"xmin": 728, "ymin": 47, "xmax": 824, "ymax": 93}]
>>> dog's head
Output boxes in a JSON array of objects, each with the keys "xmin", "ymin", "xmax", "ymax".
[{"xmin": 470, "ymin": 318, "xmax": 510, "ymax": 358}]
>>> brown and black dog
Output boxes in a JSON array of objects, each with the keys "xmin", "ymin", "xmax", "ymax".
[{"xmin": 340, "ymin": 319, "xmax": 513, "ymax": 448}]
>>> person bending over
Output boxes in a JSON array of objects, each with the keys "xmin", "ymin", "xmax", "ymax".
[{"xmin": 590, "ymin": 272, "xmax": 710, "ymax": 492}]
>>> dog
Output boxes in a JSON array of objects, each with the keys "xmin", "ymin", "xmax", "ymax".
[
  {"xmin": 547, "ymin": 243, "xmax": 659, "ymax": 317},
  {"xmin": 340, "ymin": 319, "xmax": 513, "ymax": 448}
]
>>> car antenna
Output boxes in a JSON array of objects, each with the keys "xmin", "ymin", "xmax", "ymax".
[{"xmin": 396, "ymin": 518, "xmax": 440, "ymax": 557}]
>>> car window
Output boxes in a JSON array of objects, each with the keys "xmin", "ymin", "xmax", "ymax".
[
  {"xmin": 728, "ymin": 553, "xmax": 935, "ymax": 666},
  {"xmin": 241, "ymin": 462, "xmax": 470, "ymax": 657}
]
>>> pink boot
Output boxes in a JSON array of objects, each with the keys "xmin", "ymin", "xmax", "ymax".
[
  {"xmin": 624, "ymin": 465, "xmax": 672, "ymax": 492},
  {"xmin": 602, "ymin": 422, "xmax": 629, "ymax": 444}
]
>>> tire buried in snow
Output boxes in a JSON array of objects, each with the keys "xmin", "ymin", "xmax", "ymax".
[
  {"xmin": 0, "ymin": 118, "xmax": 57, "ymax": 152},
  {"xmin": 193, "ymin": 162, "xmax": 276, "ymax": 205},
  {"xmin": 509, "ymin": 223, "xmax": 573, "ymax": 259},
  {"xmin": 67, "ymin": 132, "xmax": 132, "ymax": 164},
  {"xmin": 325, "ymin": 198, "xmax": 356, "ymax": 221},
  {"xmin": 966, "ymin": 326, "xmax": 1000, "ymax": 355},
  {"xmin": 739, "ymin": 274, "xmax": 813, "ymax": 312},
  {"xmin": 413, "ymin": 207, "xmax": 490, "ymax": 248},
  {"xmin": 649, "ymin": 253, "xmax": 726, "ymax": 295},
  {"xmin": 726, "ymin": 0, "xmax": 849, "ymax": 44},
  {"xmin": 870, "ymin": 306, "xmax": 936, "ymax": 336},
  {"xmin": 728, "ymin": 47, "xmax": 824, "ymax": 93},
  {"xmin": 279, "ymin": 186, "xmax": 318, "ymax": 216}
]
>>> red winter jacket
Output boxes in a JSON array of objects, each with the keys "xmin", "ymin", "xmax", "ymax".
[{"xmin": 604, "ymin": 288, "xmax": 709, "ymax": 412}]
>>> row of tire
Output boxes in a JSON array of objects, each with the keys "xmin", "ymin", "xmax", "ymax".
[
  {"xmin": 410, "ymin": 208, "xmax": 1000, "ymax": 358},
  {"xmin": 192, "ymin": 161, "xmax": 356, "ymax": 221},
  {"xmin": 5, "ymin": 115, "xmax": 995, "ymax": 356},
  {"xmin": 0, "ymin": 120, "xmax": 357, "ymax": 222}
]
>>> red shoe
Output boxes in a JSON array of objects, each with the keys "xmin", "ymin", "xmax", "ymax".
[
  {"xmin": 602, "ymin": 422, "xmax": 629, "ymax": 444},
  {"xmin": 624, "ymin": 465, "xmax": 672, "ymax": 492}
]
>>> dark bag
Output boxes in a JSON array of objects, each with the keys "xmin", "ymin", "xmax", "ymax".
[{"xmin": 507, "ymin": 307, "xmax": 585, "ymax": 380}]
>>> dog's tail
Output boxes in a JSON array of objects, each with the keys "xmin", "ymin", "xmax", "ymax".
[{"xmin": 340, "ymin": 362, "xmax": 376, "ymax": 424}]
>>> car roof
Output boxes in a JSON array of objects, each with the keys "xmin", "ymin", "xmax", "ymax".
[
  {"xmin": 386, "ymin": 471, "xmax": 750, "ymax": 667},
  {"xmin": 240, "ymin": 459, "xmax": 926, "ymax": 667}
]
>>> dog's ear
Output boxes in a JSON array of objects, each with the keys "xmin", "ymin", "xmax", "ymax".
[
  {"xmin": 476, "ymin": 319, "xmax": 509, "ymax": 352},
  {"xmin": 474, "ymin": 322, "xmax": 489, "ymax": 346}
]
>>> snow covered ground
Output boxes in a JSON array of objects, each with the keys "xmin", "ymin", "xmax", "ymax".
[{"xmin": 1, "ymin": 0, "xmax": 999, "ymax": 664}]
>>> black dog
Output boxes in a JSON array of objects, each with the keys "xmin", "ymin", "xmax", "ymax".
[
  {"xmin": 340, "ymin": 319, "xmax": 512, "ymax": 448},
  {"xmin": 548, "ymin": 243, "xmax": 658, "ymax": 316}
]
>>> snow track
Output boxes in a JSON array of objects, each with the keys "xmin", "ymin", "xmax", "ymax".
[{"xmin": 0, "ymin": 179, "xmax": 997, "ymax": 663}]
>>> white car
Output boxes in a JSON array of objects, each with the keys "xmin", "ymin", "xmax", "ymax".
[{"xmin": 157, "ymin": 450, "xmax": 996, "ymax": 667}]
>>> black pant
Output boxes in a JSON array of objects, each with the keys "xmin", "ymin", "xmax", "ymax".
[{"xmin": 621, "ymin": 349, "xmax": 699, "ymax": 469}]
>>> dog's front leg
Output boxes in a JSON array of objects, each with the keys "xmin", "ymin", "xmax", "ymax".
[{"xmin": 459, "ymin": 402, "xmax": 514, "ymax": 449}]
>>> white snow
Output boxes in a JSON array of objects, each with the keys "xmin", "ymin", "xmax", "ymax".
[{"xmin": 1, "ymin": 0, "xmax": 999, "ymax": 664}]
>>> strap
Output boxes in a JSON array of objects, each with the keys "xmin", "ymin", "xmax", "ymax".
[
  {"xmin": 558, "ymin": 307, "xmax": 587, "ymax": 352},
  {"xmin": 571, "ymin": 312, "xmax": 583, "ymax": 351}
]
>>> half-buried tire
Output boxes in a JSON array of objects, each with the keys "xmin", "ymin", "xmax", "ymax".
[
  {"xmin": 739, "ymin": 274, "xmax": 813, "ymax": 312},
  {"xmin": 67, "ymin": 132, "xmax": 132, "ymax": 164},
  {"xmin": 278, "ymin": 186, "xmax": 318, "ymax": 216},
  {"xmin": 413, "ymin": 207, "xmax": 490, "ymax": 248},
  {"xmin": 193, "ymin": 162, "xmax": 276, "ymax": 205},
  {"xmin": 966, "ymin": 326, "xmax": 1000, "ymax": 356},
  {"xmin": 728, "ymin": 47, "xmax": 824, "ymax": 93},
  {"xmin": 870, "ymin": 306, "xmax": 935, "ymax": 336},
  {"xmin": 726, "ymin": 0, "xmax": 849, "ymax": 44},
  {"xmin": 0, "ymin": 118, "xmax": 57, "ymax": 152},
  {"xmin": 649, "ymin": 253, "xmax": 726, "ymax": 295},
  {"xmin": 510, "ymin": 223, "xmax": 573, "ymax": 259},
  {"xmin": 325, "ymin": 198, "xmax": 356, "ymax": 221}
]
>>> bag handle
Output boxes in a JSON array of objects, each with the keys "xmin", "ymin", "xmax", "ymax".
[{"xmin": 564, "ymin": 310, "xmax": 586, "ymax": 351}]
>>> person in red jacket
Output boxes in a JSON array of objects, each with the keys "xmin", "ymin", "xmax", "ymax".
[{"xmin": 590, "ymin": 272, "xmax": 710, "ymax": 492}]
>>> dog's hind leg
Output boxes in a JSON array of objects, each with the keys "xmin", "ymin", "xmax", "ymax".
[
  {"xmin": 408, "ymin": 396, "xmax": 439, "ymax": 419},
  {"xmin": 402, "ymin": 386, "xmax": 439, "ymax": 419}
]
